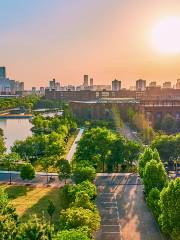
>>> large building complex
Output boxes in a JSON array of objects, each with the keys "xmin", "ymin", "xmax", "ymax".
[{"xmin": 0, "ymin": 67, "xmax": 24, "ymax": 94}]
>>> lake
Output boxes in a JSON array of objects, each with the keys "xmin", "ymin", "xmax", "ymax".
[{"xmin": 0, "ymin": 118, "xmax": 32, "ymax": 152}]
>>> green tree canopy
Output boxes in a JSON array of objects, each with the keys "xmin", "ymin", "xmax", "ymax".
[
  {"xmin": 53, "ymin": 228, "xmax": 91, "ymax": 240},
  {"xmin": 59, "ymin": 207, "xmax": 100, "ymax": 232},
  {"xmin": 147, "ymin": 188, "xmax": 161, "ymax": 220},
  {"xmin": 20, "ymin": 163, "xmax": 35, "ymax": 180},
  {"xmin": 16, "ymin": 215, "xmax": 54, "ymax": 240},
  {"xmin": 159, "ymin": 178, "xmax": 180, "ymax": 240},
  {"xmin": 143, "ymin": 160, "xmax": 168, "ymax": 194},
  {"xmin": 73, "ymin": 166, "xmax": 96, "ymax": 184},
  {"xmin": 57, "ymin": 159, "xmax": 71, "ymax": 184}
]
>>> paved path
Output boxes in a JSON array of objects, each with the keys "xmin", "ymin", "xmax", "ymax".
[
  {"xmin": 95, "ymin": 174, "xmax": 163, "ymax": 240},
  {"xmin": 66, "ymin": 128, "xmax": 84, "ymax": 162},
  {"xmin": 0, "ymin": 128, "xmax": 84, "ymax": 186}
]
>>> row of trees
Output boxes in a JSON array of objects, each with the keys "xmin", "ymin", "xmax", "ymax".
[
  {"xmin": 0, "ymin": 95, "xmax": 40, "ymax": 112},
  {"xmin": 138, "ymin": 147, "xmax": 180, "ymax": 240},
  {"xmin": 75, "ymin": 127, "xmax": 142, "ymax": 172},
  {"xmin": 0, "ymin": 159, "xmax": 100, "ymax": 239}
]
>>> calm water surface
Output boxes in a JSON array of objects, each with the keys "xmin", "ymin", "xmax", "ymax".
[{"xmin": 0, "ymin": 119, "xmax": 32, "ymax": 151}]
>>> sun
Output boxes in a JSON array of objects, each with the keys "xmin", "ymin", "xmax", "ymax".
[{"xmin": 151, "ymin": 17, "xmax": 180, "ymax": 54}]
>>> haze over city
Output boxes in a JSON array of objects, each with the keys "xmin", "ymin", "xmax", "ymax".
[{"xmin": 1, "ymin": 0, "xmax": 180, "ymax": 88}]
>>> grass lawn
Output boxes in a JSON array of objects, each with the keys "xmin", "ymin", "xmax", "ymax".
[{"xmin": 0, "ymin": 184, "xmax": 65, "ymax": 228}]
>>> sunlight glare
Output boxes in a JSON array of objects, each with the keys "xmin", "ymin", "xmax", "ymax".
[{"xmin": 151, "ymin": 17, "xmax": 180, "ymax": 54}]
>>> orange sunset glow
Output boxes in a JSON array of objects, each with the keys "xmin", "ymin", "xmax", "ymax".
[{"xmin": 0, "ymin": 0, "xmax": 180, "ymax": 88}]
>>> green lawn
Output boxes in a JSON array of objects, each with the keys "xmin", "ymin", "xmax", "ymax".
[{"xmin": 1, "ymin": 184, "xmax": 65, "ymax": 228}]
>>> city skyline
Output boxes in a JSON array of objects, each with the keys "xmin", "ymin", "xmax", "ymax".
[{"xmin": 0, "ymin": 0, "xmax": 180, "ymax": 88}]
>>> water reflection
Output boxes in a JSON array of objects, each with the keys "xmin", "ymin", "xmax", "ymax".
[{"xmin": 0, "ymin": 119, "xmax": 32, "ymax": 152}]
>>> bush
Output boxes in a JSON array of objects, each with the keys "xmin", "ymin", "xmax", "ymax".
[{"xmin": 73, "ymin": 166, "xmax": 96, "ymax": 184}]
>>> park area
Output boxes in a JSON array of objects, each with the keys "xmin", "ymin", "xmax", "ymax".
[{"xmin": 0, "ymin": 184, "xmax": 64, "ymax": 228}]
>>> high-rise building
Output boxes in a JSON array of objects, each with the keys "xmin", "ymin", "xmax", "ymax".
[
  {"xmin": 0, "ymin": 67, "xmax": 24, "ymax": 94},
  {"xmin": 90, "ymin": 78, "xmax": 93, "ymax": 87},
  {"xmin": 83, "ymin": 75, "xmax": 88, "ymax": 87},
  {"xmin": 136, "ymin": 79, "xmax": 146, "ymax": 91},
  {"xmin": 112, "ymin": 79, "xmax": 121, "ymax": 91},
  {"xmin": 0, "ymin": 67, "xmax": 6, "ymax": 78},
  {"xmin": 49, "ymin": 78, "xmax": 60, "ymax": 90}
]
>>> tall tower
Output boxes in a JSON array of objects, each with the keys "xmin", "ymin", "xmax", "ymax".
[
  {"xmin": 90, "ymin": 78, "xmax": 93, "ymax": 87},
  {"xmin": 0, "ymin": 67, "xmax": 6, "ymax": 78},
  {"xmin": 83, "ymin": 75, "xmax": 88, "ymax": 87},
  {"xmin": 112, "ymin": 79, "xmax": 121, "ymax": 91}
]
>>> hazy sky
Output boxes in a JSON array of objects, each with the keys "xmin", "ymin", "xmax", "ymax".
[{"xmin": 0, "ymin": 0, "xmax": 180, "ymax": 89}]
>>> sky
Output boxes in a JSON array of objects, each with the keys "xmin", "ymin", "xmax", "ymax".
[{"xmin": 0, "ymin": 0, "xmax": 180, "ymax": 89}]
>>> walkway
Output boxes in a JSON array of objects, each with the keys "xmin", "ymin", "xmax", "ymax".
[
  {"xmin": 66, "ymin": 128, "xmax": 84, "ymax": 162},
  {"xmin": 95, "ymin": 174, "xmax": 163, "ymax": 240}
]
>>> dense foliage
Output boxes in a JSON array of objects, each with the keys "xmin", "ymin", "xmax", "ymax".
[
  {"xmin": 151, "ymin": 133, "xmax": 180, "ymax": 162},
  {"xmin": 53, "ymin": 228, "xmax": 91, "ymax": 240},
  {"xmin": 159, "ymin": 178, "xmax": 180, "ymax": 240},
  {"xmin": 0, "ymin": 95, "xmax": 40, "ymax": 111},
  {"xmin": 75, "ymin": 127, "xmax": 142, "ymax": 172},
  {"xmin": 20, "ymin": 163, "xmax": 35, "ymax": 180}
]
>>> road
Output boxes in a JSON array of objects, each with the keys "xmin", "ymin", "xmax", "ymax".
[
  {"xmin": 95, "ymin": 174, "xmax": 163, "ymax": 240},
  {"xmin": 0, "ymin": 128, "xmax": 84, "ymax": 186},
  {"xmin": 117, "ymin": 124, "xmax": 141, "ymax": 142},
  {"xmin": 66, "ymin": 128, "xmax": 84, "ymax": 162}
]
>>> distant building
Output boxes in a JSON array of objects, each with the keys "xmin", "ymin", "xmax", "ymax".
[
  {"xmin": 90, "ymin": 78, "xmax": 94, "ymax": 87},
  {"xmin": 32, "ymin": 87, "xmax": 36, "ymax": 92},
  {"xmin": 83, "ymin": 75, "xmax": 88, "ymax": 87},
  {"xmin": 49, "ymin": 78, "xmax": 60, "ymax": 90},
  {"xmin": 163, "ymin": 81, "xmax": 172, "ymax": 89},
  {"xmin": 0, "ymin": 67, "xmax": 6, "ymax": 78},
  {"xmin": 112, "ymin": 79, "xmax": 121, "ymax": 91},
  {"xmin": 149, "ymin": 81, "xmax": 156, "ymax": 87},
  {"xmin": 0, "ymin": 67, "xmax": 24, "ymax": 94},
  {"xmin": 176, "ymin": 79, "xmax": 180, "ymax": 89},
  {"xmin": 136, "ymin": 79, "xmax": 146, "ymax": 91}
]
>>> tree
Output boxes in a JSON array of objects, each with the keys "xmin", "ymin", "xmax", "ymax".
[
  {"xmin": 0, "ymin": 214, "xmax": 18, "ymax": 240},
  {"xmin": 0, "ymin": 188, "xmax": 18, "ymax": 221},
  {"xmin": 0, "ymin": 135, "xmax": 6, "ymax": 155},
  {"xmin": 151, "ymin": 134, "xmax": 180, "ymax": 162},
  {"xmin": 138, "ymin": 147, "xmax": 158, "ymax": 178},
  {"xmin": 125, "ymin": 140, "xmax": 141, "ymax": 166},
  {"xmin": 53, "ymin": 228, "xmax": 91, "ymax": 240},
  {"xmin": 161, "ymin": 114, "xmax": 177, "ymax": 134},
  {"xmin": 147, "ymin": 188, "xmax": 161, "ymax": 220},
  {"xmin": 16, "ymin": 215, "xmax": 54, "ymax": 240},
  {"xmin": 109, "ymin": 137, "xmax": 126, "ymax": 172},
  {"xmin": 73, "ymin": 166, "xmax": 96, "ymax": 184},
  {"xmin": 3, "ymin": 152, "xmax": 20, "ymax": 184},
  {"xmin": 47, "ymin": 200, "xmax": 55, "ymax": 222},
  {"xmin": 39, "ymin": 157, "xmax": 54, "ymax": 185},
  {"xmin": 159, "ymin": 178, "xmax": 180, "ymax": 240},
  {"xmin": 20, "ymin": 163, "xmax": 35, "ymax": 181},
  {"xmin": 75, "ymin": 128, "xmax": 116, "ymax": 172},
  {"xmin": 57, "ymin": 159, "xmax": 71, "ymax": 184},
  {"xmin": 59, "ymin": 207, "xmax": 100, "ymax": 232},
  {"xmin": 72, "ymin": 191, "xmax": 95, "ymax": 211},
  {"xmin": 143, "ymin": 160, "xmax": 168, "ymax": 194}
]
